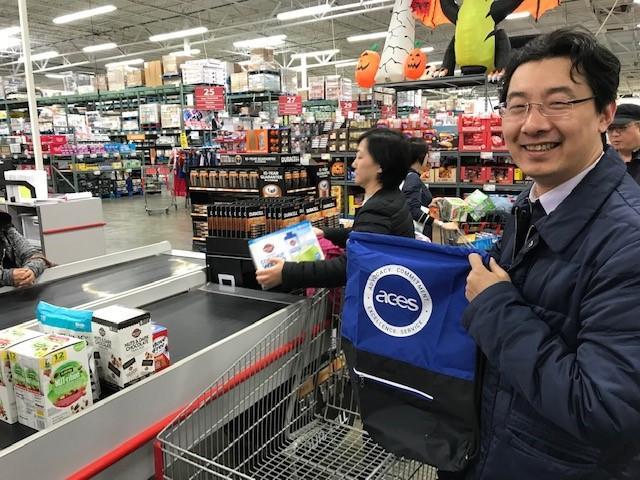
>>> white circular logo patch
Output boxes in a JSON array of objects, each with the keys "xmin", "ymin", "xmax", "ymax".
[{"xmin": 363, "ymin": 264, "xmax": 433, "ymax": 337}]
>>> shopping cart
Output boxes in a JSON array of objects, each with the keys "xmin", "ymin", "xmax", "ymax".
[
  {"xmin": 143, "ymin": 164, "xmax": 178, "ymax": 215},
  {"xmin": 156, "ymin": 289, "xmax": 438, "ymax": 480}
]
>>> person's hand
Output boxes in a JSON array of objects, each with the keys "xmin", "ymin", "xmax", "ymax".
[
  {"xmin": 428, "ymin": 197, "xmax": 444, "ymax": 220},
  {"xmin": 312, "ymin": 227, "xmax": 324, "ymax": 238},
  {"xmin": 255, "ymin": 258, "xmax": 285, "ymax": 289},
  {"xmin": 465, "ymin": 254, "xmax": 510, "ymax": 302},
  {"xmin": 12, "ymin": 268, "xmax": 36, "ymax": 288}
]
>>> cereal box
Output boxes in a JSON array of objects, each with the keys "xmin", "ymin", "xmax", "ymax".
[
  {"xmin": 0, "ymin": 328, "xmax": 44, "ymax": 424},
  {"xmin": 92, "ymin": 305, "xmax": 153, "ymax": 389},
  {"xmin": 152, "ymin": 323, "xmax": 170, "ymax": 372},
  {"xmin": 9, "ymin": 334, "xmax": 92, "ymax": 430}
]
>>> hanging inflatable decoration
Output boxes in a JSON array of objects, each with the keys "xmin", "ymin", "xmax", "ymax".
[
  {"xmin": 375, "ymin": 0, "xmax": 416, "ymax": 84},
  {"xmin": 404, "ymin": 42, "xmax": 427, "ymax": 80},
  {"xmin": 355, "ymin": 45, "xmax": 381, "ymax": 88},
  {"xmin": 411, "ymin": 0, "xmax": 561, "ymax": 79}
]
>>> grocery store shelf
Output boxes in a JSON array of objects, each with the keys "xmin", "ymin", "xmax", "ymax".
[
  {"xmin": 192, "ymin": 236, "xmax": 207, "ymax": 242},
  {"xmin": 425, "ymin": 182, "xmax": 530, "ymax": 192},
  {"xmin": 287, "ymin": 186, "xmax": 316, "ymax": 193},
  {"xmin": 226, "ymin": 91, "xmax": 281, "ymax": 102},
  {"xmin": 190, "ymin": 213, "xmax": 207, "ymax": 218},
  {"xmin": 189, "ymin": 187, "xmax": 259, "ymax": 193}
]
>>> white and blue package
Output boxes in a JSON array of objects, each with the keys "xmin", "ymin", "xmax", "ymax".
[{"xmin": 36, "ymin": 301, "xmax": 101, "ymax": 401}]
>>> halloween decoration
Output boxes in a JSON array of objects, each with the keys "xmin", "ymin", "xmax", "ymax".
[
  {"xmin": 411, "ymin": 0, "xmax": 560, "ymax": 78},
  {"xmin": 375, "ymin": 0, "xmax": 416, "ymax": 83},
  {"xmin": 355, "ymin": 46, "xmax": 381, "ymax": 88},
  {"xmin": 404, "ymin": 43, "xmax": 427, "ymax": 80}
]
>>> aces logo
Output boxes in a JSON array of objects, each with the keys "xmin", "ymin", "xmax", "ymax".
[{"xmin": 363, "ymin": 265, "xmax": 433, "ymax": 337}]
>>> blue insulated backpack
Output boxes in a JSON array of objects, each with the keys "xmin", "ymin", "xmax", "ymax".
[{"xmin": 343, "ymin": 232, "xmax": 485, "ymax": 471}]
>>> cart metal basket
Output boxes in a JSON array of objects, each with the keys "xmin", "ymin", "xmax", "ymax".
[
  {"xmin": 143, "ymin": 164, "xmax": 178, "ymax": 215},
  {"xmin": 156, "ymin": 290, "xmax": 438, "ymax": 479}
]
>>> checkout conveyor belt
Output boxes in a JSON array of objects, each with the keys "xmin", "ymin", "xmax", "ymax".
[
  {"xmin": 0, "ymin": 286, "xmax": 290, "ymax": 450},
  {"xmin": 0, "ymin": 254, "xmax": 204, "ymax": 330}
]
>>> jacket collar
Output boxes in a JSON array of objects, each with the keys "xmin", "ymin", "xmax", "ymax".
[{"xmin": 514, "ymin": 146, "xmax": 627, "ymax": 253}]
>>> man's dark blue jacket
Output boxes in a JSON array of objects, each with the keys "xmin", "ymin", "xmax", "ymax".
[{"xmin": 462, "ymin": 147, "xmax": 640, "ymax": 479}]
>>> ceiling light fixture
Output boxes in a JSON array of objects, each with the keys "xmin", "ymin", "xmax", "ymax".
[
  {"xmin": 291, "ymin": 49, "xmax": 339, "ymax": 59},
  {"xmin": 20, "ymin": 50, "xmax": 59, "ymax": 62},
  {"xmin": 421, "ymin": 46, "xmax": 435, "ymax": 53},
  {"xmin": 233, "ymin": 34, "xmax": 287, "ymax": 49},
  {"xmin": 83, "ymin": 42, "xmax": 118, "ymax": 53},
  {"xmin": 330, "ymin": 0, "xmax": 393, "ymax": 12},
  {"xmin": 171, "ymin": 49, "xmax": 201, "ymax": 56},
  {"xmin": 149, "ymin": 27, "xmax": 208, "ymax": 43},
  {"xmin": 334, "ymin": 60, "xmax": 358, "ymax": 68},
  {"xmin": 105, "ymin": 58, "xmax": 144, "ymax": 68},
  {"xmin": 347, "ymin": 32, "xmax": 387, "ymax": 42},
  {"xmin": 277, "ymin": 3, "xmax": 331, "ymax": 20},
  {"xmin": 53, "ymin": 5, "xmax": 117, "ymax": 24},
  {"xmin": 0, "ymin": 36, "xmax": 21, "ymax": 50},
  {"xmin": 0, "ymin": 26, "xmax": 20, "ymax": 37},
  {"xmin": 45, "ymin": 72, "xmax": 72, "ymax": 79},
  {"xmin": 506, "ymin": 11, "xmax": 530, "ymax": 20}
]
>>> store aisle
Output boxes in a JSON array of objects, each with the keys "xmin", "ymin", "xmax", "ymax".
[{"xmin": 101, "ymin": 196, "xmax": 193, "ymax": 253}]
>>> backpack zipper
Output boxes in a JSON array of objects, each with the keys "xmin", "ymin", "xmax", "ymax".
[{"xmin": 352, "ymin": 367, "xmax": 434, "ymax": 401}]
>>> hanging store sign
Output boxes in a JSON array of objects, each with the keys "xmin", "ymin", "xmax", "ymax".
[
  {"xmin": 278, "ymin": 95, "xmax": 303, "ymax": 116},
  {"xmin": 340, "ymin": 100, "xmax": 359, "ymax": 116},
  {"xmin": 195, "ymin": 86, "xmax": 226, "ymax": 111}
]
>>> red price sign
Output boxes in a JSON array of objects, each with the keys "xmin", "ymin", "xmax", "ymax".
[
  {"xmin": 380, "ymin": 104, "xmax": 396, "ymax": 119},
  {"xmin": 340, "ymin": 100, "xmax": 358, "ymax": 116},
  {"xmin": 195, "ymin": 86, "xmax": 226, "ymax": 111},
  {"xmin": 278, "ymin": 95, "xmax": 302, "ymax": 116}
]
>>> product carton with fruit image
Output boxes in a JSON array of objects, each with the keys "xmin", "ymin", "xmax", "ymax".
[
  {"xmin": 92, "ymin": 305, "xmax": 154, "ymax": 389},
  {"xmin": 9, "ymin": 334, "xmax": 92, "ymax": 430},
  {"xmin": 0, "ymin": 328, "xmax": 44, "ymax": 424}
]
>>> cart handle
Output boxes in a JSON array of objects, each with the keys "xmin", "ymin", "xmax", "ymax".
[{"xmin": 66, "ymin": 319, "xmax": 330, "ymax": 480}]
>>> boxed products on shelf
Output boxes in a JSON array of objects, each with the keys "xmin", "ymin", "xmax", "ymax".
[
  {"xmin": 162, "ymin": 55, "xmax": 189, "ymax": 76},
  {"xmin": 181, "ymin": 59, "xmax": 227, "ymax": 86},
  {"xmin": 92, "ymin": 305, "xmax": 154, "ymax": 389},
  {"xmin": 140, "ymin": 103, "xmax": 161, "ymax": 126},
  {"xmin": 125, "ymin": 68, "xmax": 144, "ymax": 88},
  {"xmin": 325, "ymin": 76, "xmax": 352, "ymax": 101},
  {"xmin": 231, "ymin": 72, "xmax": 249, "ymax": 93},
  {"xmin": 107, "ymin": 67, "xmax": 126, "ymax": 91},
  {"xmin": 160, "ymin": 104, "xmax": 181, "ymax": 129},
  {"xmin": 309, "ymin": 77, "xmax": 325, "ymax": 100},
  {"xmin": 144, "ymin": 60, "xmax": 163, "ymax": 88},
  {"xmin": 0, "ymin": 327, "xmax": 44, "ymax": 424},
  {"xmin": 484, "ymin": 165, "xmax": 514, "ymax": 184},
  {"xmin": 10, "ymin": 334, "xmax": 93, "ymax": 430},
  {"xmin": 248, "ymin": 47, "xmax": 277, "ymax": 72},
  {"xmin": 460, "ymin": 166, "xmax": 486, "ymax": 184},
  {"xmin": 152, "ymin": 323, "xmax": 170, "ymax": 372},
  {"xmin": 248, "ymin": 72, "xmax": 280, "ymax": 92},
  {"xmin": 280, "ymin": 69, "xmax": 298, "ymax": 95}
]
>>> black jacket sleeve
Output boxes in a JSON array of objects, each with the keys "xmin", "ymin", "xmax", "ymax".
[
  {"xmin": 323, "ymin": 227, "xmax": 351, "ymax": 248},
  {"xmin": 401, "ymin": 173, "xmax": 424, "ymax": 222}
]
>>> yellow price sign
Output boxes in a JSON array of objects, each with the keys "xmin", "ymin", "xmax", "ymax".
[
  {"xmin": 52, "ymin": 350, "xmax": 67, "ymax": 365},
  {"xmin": 180, "ymin": 132, "xmax": 189, "ymax": 149}
]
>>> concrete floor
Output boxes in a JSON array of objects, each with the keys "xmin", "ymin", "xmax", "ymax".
[{"xmin": 102, "ymin": 195, "xmax": 193, "ymax": 253}]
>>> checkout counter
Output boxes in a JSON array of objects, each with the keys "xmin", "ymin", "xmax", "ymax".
[{"xmin": 0, "ymin": 241, "xmax": 308, "ymax": 479}]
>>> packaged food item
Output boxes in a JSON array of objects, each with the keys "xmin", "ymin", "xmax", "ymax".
[
  {"xmin": 35, "ymin": 302, "xmax": 101, "ymax": 401},
  {"xmin": 465, "ymin": 190, "xmax": 495, "ymax": 221},
  {"xmin": 152, "ymin": 323, "xmax": 170, "ymax": 372},
  {"xmin": 0, "ymin": 328, "xmax": 44, "ymax": 424},
  {"xmin": 10, "ymin": 334, "xmax": 92, "ymax": 430},
  {"xmin": 92, "ymin": 306, "xmax": 153, "ymax": 389},
  {"xmin": 438, "ymin": 197, "xmax": 468, "ymax": 222}
]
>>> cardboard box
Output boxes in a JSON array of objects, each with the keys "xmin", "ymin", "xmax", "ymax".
[
  {"xmin": 144, "ymin": 61, "xmax": 163, "ymax": 88},
  {"xmin": 92, "ymin": 305, "xmax": 154, "ymax": 389},
  {"xmin": 248, "ymin": 72, "xmax": 280, "ymax": 92},
  {"xmin": 126, "ymin": 68, "xmax": 144, "ymax": 88},
  {"xmin": 460, "ymin": 166, "xmax": 486, "ymax": 184},
  {"xmin": 160, "ymin": 104, "xmax": 181, "ymax": 129},
  {"xmin": 96, "ymin": 74, "xmax": 108, "ymax": 91},
  {"xmin": 10, "ymin": 334, "xmax": 92, "ymax": 430},
  {"xmin": 139, "ymin": 103, "xmax": 161, "ymax": 125},
  {"xmin": 152, "ymin": 323, "xmax": 170, "ymax": 372},
  {"xmin": 162, "ymin": 55, "xmax": 189, "ymax": 76},
  {"xmin": 0, "ymin": 328, "xmax": 43, "ymax": 424},
  {"xmin": 308, "ymin": 76, "xmax": 325, "ymax": 100},
  {"xmin": 107, "ymin": 67, "xmax": 126, "ymax": 91},
  {"xmin": 230, "ymin": 72, "xmax": 248, "ymax": 93}
]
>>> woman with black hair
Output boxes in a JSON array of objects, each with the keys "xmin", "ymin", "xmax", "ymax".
[
  {"xmin": 401, "ymin": 138, "xmax": 433, "ymax": 236},
  {"xmin": 256, "ymin": 128, "xmax": 414, "ymax": 290}
]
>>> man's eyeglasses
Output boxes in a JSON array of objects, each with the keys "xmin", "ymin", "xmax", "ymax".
[
  {"xmin": 496, "ymin": 97, "xmax": 595, "ymax": 119},
  {"xmin": 607, "ymin": 123, "xmax": 637, "ymax": 134}
]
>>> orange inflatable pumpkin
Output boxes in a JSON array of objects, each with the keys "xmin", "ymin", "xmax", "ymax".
[
  {"xmin": 404, "ymin": 47, "xmax": 427, "ymax": 80},
  {"xmin": 355, "ymin": 46, "xmax": 380, "ymax": 88}
]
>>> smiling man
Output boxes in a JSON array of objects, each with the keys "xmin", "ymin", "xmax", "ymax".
[{"xmin": 457, "ymin": 29, "xmax": 640, "ymax": 480}]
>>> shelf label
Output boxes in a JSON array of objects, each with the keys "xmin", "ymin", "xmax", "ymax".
[
  {"xmin": 278, "ymin": 95, "xmax": 302, "ymax": 116},
  {"xmin": 340, "ymin": 100, "xmax": 358, "ymax": 117},
  {"xmin": 483, "ymin": 183, "xmax": 496, "ymax": 192},
  {"xmin": 480, "ymin": 152, "xmax": 494, "ymax": 160},
  {"xmin": 180, "ymin": 132, "xmax": 189, "ymax": 149},
  {"xmin": 195, "ymin": 86, "xmax": 226, "ymax": 111}
]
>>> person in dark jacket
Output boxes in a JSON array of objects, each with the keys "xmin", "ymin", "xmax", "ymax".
[
  {"xmin": 459, "ymin": 28, "xmax": 640, "ymax": 480},
  {"xmin": 401, "ymin": 138, "xmax": 433, "ymax": 236},
  {"xmin": 608, "ymin": 103, "xmax": 640, "ymax": 184},
  {"xmin": 0, "ymin": 212, "xmax": 49, "ymax": 288},
  {"xmin": 256, "ymin": 129, "xmax": 414, "ymax": 290}
]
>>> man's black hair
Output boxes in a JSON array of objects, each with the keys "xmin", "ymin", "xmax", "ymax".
[
  {"xmin": 358, "ymin": 128, "xmax": 410, "ymax": 190},
  {"xmin": 407, "ymin": 137, "xmax": 429, "ymax": 167},
  {"xmin": 500, "ymin": 27, "xmax": 620, "ymax": 113}
]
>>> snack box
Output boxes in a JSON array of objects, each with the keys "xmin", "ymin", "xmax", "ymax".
[
  {"xmin": 0, "ymin": 328, "xmax": 44, "ymax": 424},
  {"xmin": 92, "ymin": 305, "xmax": 153, "ymax": 389},
  {"xmin": 152, "ymin": 323, "xmax": 170, "ymax": 372},
  {"xmin": 439, "ymin": 197, "xmax": 468, "ymax": 222},
  {"xmin": 9, "ymin": 334, "xmax": 92, "ymax": 430}
]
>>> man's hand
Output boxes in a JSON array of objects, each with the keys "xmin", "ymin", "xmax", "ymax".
[
  {"xmin": 466, "ymin": 254, "xmax": 510, "ymax": 302},
  {"xmin": 313, "ymin": 227, "xmax": 324, "ymax": 238},
  {"xmin": 255, "ymin": 258, "xmax": 285, "ymax": 289},
  {"xmin": 12, "ymin": 268, "xmax": 36, "ymax": 288}
]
